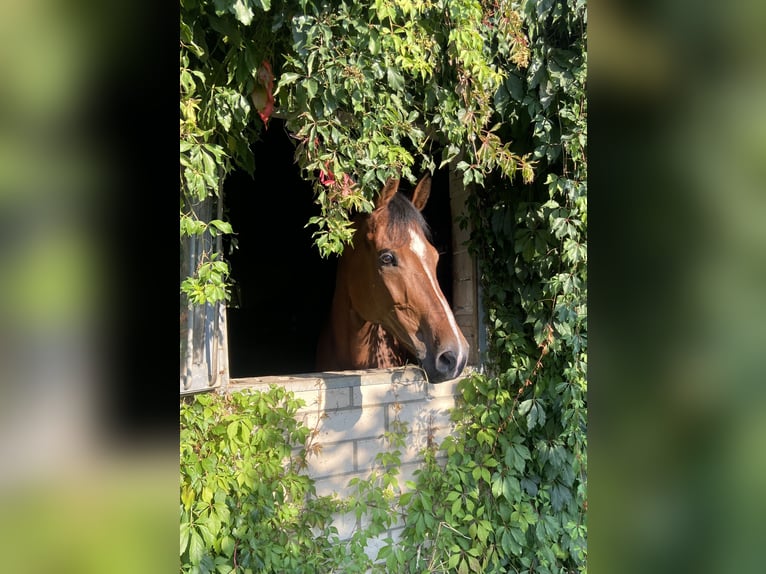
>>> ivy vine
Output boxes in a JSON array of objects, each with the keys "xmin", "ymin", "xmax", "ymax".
[
  {"xmin": 180, "ymin": 0, "xmax": 535, "ymax": 303},
  {"xmin": 180, "ymin": 388, "xmax": 345, "ymax": 573}
]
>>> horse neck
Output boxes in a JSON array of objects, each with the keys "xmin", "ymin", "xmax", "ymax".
[{"xmin": 323, "ymin": 264, "xmax": 410, "ymax": 370}]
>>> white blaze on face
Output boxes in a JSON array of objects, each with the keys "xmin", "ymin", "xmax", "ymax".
[{"xmin": 408, "ymin": 229, "xmax": 466, "ymax": 357}]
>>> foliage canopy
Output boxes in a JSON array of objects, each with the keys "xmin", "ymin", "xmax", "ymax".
[{"xmin": 180, "ymin": 0, "xmax": 541, "ymax": 301}]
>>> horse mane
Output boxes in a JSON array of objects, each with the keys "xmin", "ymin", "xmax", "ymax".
[{"xmin": 384, "ymin": 191, "xmax": 432, "ymax": 244}]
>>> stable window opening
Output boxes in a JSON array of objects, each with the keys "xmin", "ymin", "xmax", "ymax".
[{"xmin": 182, "ymin": 119, "xmax": 482, "ymax": 392}]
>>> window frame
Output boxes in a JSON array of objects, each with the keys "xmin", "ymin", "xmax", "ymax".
[{"xmin": 180, "ymin": 165, "xmax": 483, "ymax": 396}]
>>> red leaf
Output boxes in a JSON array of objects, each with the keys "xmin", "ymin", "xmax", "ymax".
[
  {"xmin": 251, "ymin": 60, "xmax": 275, "ymax": 128},
  {"xmin": 319, "ymin": 169, "xmax": 335, "ymax": 187}
]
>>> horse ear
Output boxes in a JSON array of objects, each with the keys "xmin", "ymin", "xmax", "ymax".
[
  {"xmin": 375, "ymin": 178, "xmax": 400, "ymax": 210},
  {"xmin": 411, "ymin": 174, "xmax": 431, "ymax": 211}
]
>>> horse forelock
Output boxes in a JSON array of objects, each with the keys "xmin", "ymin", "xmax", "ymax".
[{"xmin": 381, "ymin": 192, "xmax": 431, "ymax": 245}]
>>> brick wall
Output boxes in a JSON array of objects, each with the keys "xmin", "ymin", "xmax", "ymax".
[{"xmin": 228, "ymin": 366, "xmax": 463, "ymax": 554}]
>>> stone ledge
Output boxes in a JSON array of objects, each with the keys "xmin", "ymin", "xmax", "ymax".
[{"xmin": 229, "ymin": 365, "xmax": 473, "ymax": 393}]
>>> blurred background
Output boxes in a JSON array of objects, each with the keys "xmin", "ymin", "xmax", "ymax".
[
  {"xmin": 589, "ymin": 1, "xmax": 766, "ymax": 572},
  {"xmin": 0, "ymin": 1, "xmax": 176, "ymax": 572},
  {"xmin": 0, "ymin": 0, "xmax": 764, "ymax": 572}
]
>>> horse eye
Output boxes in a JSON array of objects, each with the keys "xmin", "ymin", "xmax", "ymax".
[{"xmin": 379, "ymin": 251, "xmax": 396, "ymax": 266}]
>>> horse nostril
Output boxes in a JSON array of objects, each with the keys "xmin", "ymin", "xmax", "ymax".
[{"xmin": 436, "ymin": 350, "xmax": 457, "ymax": 376}]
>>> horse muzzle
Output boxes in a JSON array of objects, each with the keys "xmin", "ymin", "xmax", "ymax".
[{"xmin": 422, "ymin": 342, "xmax": 468, "ymax": 383}]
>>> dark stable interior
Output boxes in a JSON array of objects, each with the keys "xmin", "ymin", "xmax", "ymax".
[{"xmin": 224, "ymin": 120, "xmax": 454, "ymax": 377}]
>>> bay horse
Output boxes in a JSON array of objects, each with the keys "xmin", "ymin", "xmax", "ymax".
[{"xmin": 316, "ymin": 174, "xmax": 469, "ymax": 383}]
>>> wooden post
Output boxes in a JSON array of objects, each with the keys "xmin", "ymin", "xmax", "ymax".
[{"xmin": 448, "ymin": 164, "xmax": 481, "ymax": 366}]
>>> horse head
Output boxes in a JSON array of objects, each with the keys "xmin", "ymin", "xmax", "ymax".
[{"xmin": 338, "ymin": 174, "xmax": 469, "ymax": 382}]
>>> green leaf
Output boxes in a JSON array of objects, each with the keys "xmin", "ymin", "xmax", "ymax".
[
  {"xmin": 550, "ymin": 482, "xmax": 573, "ymax": 512},
  {"xmin": 502, "ymin": 475, "xmax": 520, "ymax": 502},
  {"xmin": 198, "ymin": 522, "xmax": 217, "ymax": 547},
  {"xmin": 368, "ymin": 34, "xmax": 378, "ymax": 55},
  {"xmin": 521, "ymin": 477, "xmax": 538, "ymax": 496},
  {"xmin": 305, "ymin": 78, "xmax": 318, "ymax": 101},
  {"xmin": 527, "ymin": 402, "xmax": 546, "ymax": 430},
  {"xmin": 476, "ymin": 522, "xmax": 489, "ymax": 544},
  {"xmin": 518, "ymin": 399, "xmax": 533, "ymax": 416},
  {"xmin": 515, "ymin": 443, "xmax": 532, "ymax": 460},
  {"xmin": 188, "ymin": 529, "xmax": 204, "ymax": 564},
  {"xmin": 230, "ymin": 0, "xmax": 254, "ymax": 25},
  {"xmin": 477, "ymin": 428, "xmax": 493, "ymax": 446},
  {"xmin": 226, "ymin": 420, "xmax": 239, "ymax": 441},
  {"xmin": 209, "ymin": 220, "xmax": 234, "ymax": 234},
  {"xmin": 279, "ymin": 72, "xmax": 301, "ymax": 86},
  {"xmin": 181, "ymin": 486, "xmax": 195, "ymax": 509},
  {"xmin": 386, "ymin": 67, "xmax": 404, "ymax": 90},
  {"xmin": 448, "ymin": 553, "xmax": 460, "ymax": 569},
  {"xmin": 180, "ymin": 521, "xmax": 190, "ymax": 556},
  {"xmin": 491, "ymin": 474, "xmax": 504, "ymax": 498}
]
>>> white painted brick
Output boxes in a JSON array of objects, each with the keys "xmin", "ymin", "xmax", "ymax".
[
  {"xmin": 423, "ymin": 378, "xmax": 461, "ymax": 398},
  {"xmin": 354, "ymin": 379, "xmax": 429, "ymax": 406},
  {"xmin": 355, "ymin": 436, "xmax": 388, "ymax": 473},
  {"xmin": 386, "ymin": 526, "xmax": 404, "ymax": 546},
  {"xmin": 304, "ymin": 440, "xmax": 355, "ymax": 478},
  {"xmin": 381, "ymin": 365, "xmax": 427, "ymax": 383},
  {"xmin": 364, "ymin": 532, "xmax": 392, "ymax": 561},
  {"xmin": 330, "ymin": 510, "xmax": 359, "ymax": 540},
  {"xmin": 300, "ymin": 405, "xmax": 386, "ymax": 444},
  {"xmin": 231, "ymin": 371, "xmax": 468, "ymax": 556},
  {"xmin": 396, "ymin": 461, "xmax": 426, "ymax": 492},
  {"xmin": 390, "ymin": 396, "xmax": 455, "ymax": 432},
  {"xmin": 295, "ymin": 386, "xmax": 352, "ymax": 412},
  {"xmin": 402, "ymin": 445, "xmax": 427, "ymax": 466},
  {"xmin": 294, "ymin": 389, "xmax": 324, "ymax": 411},
  {"xmin": 429, "ymin": 424, "xmax": 454, "ymax": 447},
  {"xmin": 313, "ymin": 472, "xmax": 367, "ymax": 499},
  {"xmin": 401, "ymin": 446, "xmax": 428, "ymax": 468},
  {"xmin": 229, "ymin": 375, "xmax": 325, "ymax": 393}
]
